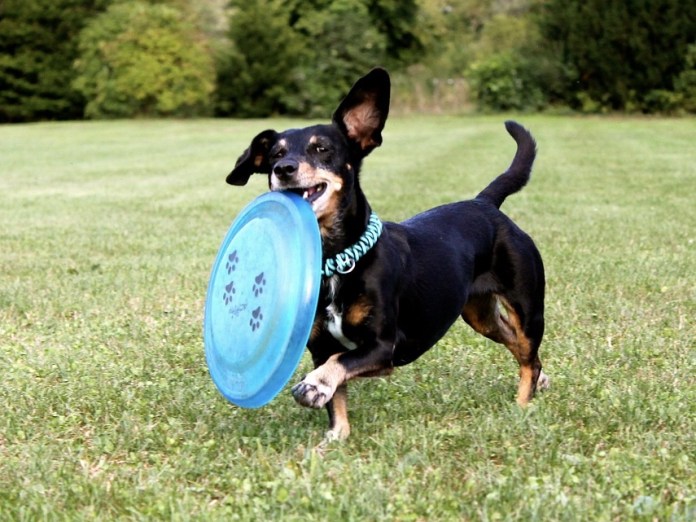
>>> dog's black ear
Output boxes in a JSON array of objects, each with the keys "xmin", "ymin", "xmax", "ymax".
[
  {"xmin": 332, "ymin": 67, "xmax": 390, "ymax": 155},
  {"xmin": 226, "ymin": 129, "xmax": 278, "ymax": 186}
]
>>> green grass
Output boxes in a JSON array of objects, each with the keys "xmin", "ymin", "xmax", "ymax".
[{"xmin": 1, "ymin": 115, "xmax": 694, "ymax": 521}]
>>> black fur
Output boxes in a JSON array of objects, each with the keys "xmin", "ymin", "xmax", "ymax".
[{"xmin": 227, "ymin": 68, "xmax": 548, "ymax": 439}]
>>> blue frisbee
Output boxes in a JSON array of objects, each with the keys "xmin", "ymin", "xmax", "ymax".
[{"xmin": 204, "ymin": 192, "xmax": 322, "ymax": 408}]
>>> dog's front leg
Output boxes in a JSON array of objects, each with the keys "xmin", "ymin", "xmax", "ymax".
[
  {"xmin": 292, "ymin": 341, "xmax": 394, "ymax": 409},
  {"xmin": 325, "ymin": 384, "xmax": 350, "ymax": 440},
  {"xmin": 292, "ymin": 352, "xmax": 347, "ymax": 409}
]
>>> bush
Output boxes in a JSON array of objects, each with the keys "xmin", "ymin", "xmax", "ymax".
[
  {"xmin": 73, "ymin": 1, "xmax": 215, "ymax": 118},
  {"xmin": 466, "ymin": 52, "xmax": 547, "ymax": 112},
  {"xmin": 214, "ymin": 0, "xmax": 305, "ymax": 117},
  {"xmin": 0, "ymin": 0, "xmax": 109, "ymax": 122},
  {"xmin": 538, "ymin": 0, "xmax": 696, "ymax": 112},
  {"xmin": 216, "ymin": 0, "xmax": 414, "ymax": 117},
  {"xmin": 279, "ymin": 0, "xmax": 387, "ymax": 117},
  {"xmin": 642, "ymin": 90, "xmax": 683, "ymax": 114},
  {"xmin": 674, "ymin": 43, "xmax": 696, "ymax": 113}
]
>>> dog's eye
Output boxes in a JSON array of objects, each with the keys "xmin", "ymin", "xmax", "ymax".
[
  {"xmin": 271, "ymin": 149, "xmax": 286, "ymax": 160},
  {"xmin": 314, "ymin": 144, "xmax": 329, "ymax": 154}
]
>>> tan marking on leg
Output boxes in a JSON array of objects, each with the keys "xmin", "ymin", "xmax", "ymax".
[
  {"xmin": 495, "ymin": 298, "xmax": 537, "ymax": 405},
  {"xmin": 517, "ymin": 364, "xmax": 534, "ymax": 406},
  {"xmin": 293, "ymin": 346, "xmax": 394, "ymax": 409},
  {"xmin": 463, "ymin": 294, "xmax": 545, "ymax": 406},
  {"xmin": 310, "ymin": 317, "xmax": 323, "ymax": 342},
  {"xmin": 462, "ymin": 294, "xmax": 515, "ymax": 345},
  {"xmin": 326, "ymin": 384, "xmax": 350, "ymax": 441},
  {"xmin": 497, "ymin": 296, "xmax": 526, "ymax": 361},
  {"xmin": 462, "ymin": 297, "xmax": 489, "ymax": 331},
  {"xmin": 292, "ymin": 353, "xmax": 347, "ymax": 409},
  {"xmin": 345, "ymin": 296, "xmax": 372, "ymax": 327},
  {"xmin": 359, "ymin": 367, "xmax": 394, "ymax": 378}
]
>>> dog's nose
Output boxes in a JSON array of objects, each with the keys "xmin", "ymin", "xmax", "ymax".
[{"xmin": 273, "ymin": 159, "xmax": 298, "ymax": 179}]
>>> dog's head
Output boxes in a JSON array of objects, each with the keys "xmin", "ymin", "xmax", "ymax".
[{"xmin": 227, "ymin": 68, "xmax": 390, "ymax": 232}]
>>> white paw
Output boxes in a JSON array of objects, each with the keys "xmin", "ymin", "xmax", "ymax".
[
  {"xmin": 324, "ymin": 425, "xmax": 350, "ymax": 442},
  {"xmin": 537, "ymin": 370, "xmax": 550, "ymax": 390},
  {"xmin": 291, "ymin": 376, "xmax": 335, "ymax": 408}
]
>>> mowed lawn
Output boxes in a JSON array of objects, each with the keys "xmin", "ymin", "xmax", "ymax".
[{"xmin": 0, "ymin": 115, "xmax": 694, "ymax": 520}]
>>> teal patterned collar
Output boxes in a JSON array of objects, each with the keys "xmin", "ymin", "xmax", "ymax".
[{"xmin": 322, "ymin": 213, "xmax": 383, "ymax": 277}]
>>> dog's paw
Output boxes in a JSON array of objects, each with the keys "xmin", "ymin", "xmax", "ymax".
[
  {"xmin": 537, "ymin": 370, "xmax": 550, "ymax": 391},
  {"xmin": 291, "ymin": 378, "xmax": 334, "ymax": 408},
  {"xmin": 325, "ymin": 425, "xmax": 350, "ymax": 442},
  {"xmin": 314, "ymin": 428, "xmax": 349, "ymax": 452}
]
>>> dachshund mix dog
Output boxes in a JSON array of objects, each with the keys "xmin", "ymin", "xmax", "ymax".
[{"xmin": 227, "ymin": 68, "xmax": 549, "ymax": 440}]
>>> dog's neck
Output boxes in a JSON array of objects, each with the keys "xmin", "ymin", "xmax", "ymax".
[{"xmin": 320, "ymin": 188, "xmax": 371, "ymax": 259}]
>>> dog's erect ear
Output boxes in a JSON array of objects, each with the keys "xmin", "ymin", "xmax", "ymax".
[
  {"xmin": 332, "ymin": 68, "xmax": 390, "ymax": 155},
  {"xmin": 226, "ymin": 129, "xmax": 278, "ymax": 186}
]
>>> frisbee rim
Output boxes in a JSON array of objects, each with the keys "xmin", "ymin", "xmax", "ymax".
[{"xmin": 204, "ymin": 191, "xmax": 321, "ymax": 408}]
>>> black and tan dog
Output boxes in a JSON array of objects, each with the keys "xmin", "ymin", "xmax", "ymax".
[{"xmin": 227, "ymin": 68, "xmax": 549, "ymax": 440}]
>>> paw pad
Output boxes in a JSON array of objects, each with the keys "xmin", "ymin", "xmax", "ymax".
[
  {"xmin": 249, "ymin": 306, "xmax": 264, "ymax": 331},
  {"xmin": 225, "ymin": 251, "xmax": 239, "ymax": 274},
  {"xmin": 252, "ymin": 272, "xmax": 266, "ymax": 297},
  {"xmin": 223, "ymin": 281, "xmax": 236, "ymax": 305}
]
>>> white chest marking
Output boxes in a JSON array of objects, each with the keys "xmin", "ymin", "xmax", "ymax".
[
  {"xmin": 326, "ymin": 304, "xmax": 358, "ymax": 350},
  {"xmin": 325, "ymin": 276, "xmax": 358, "ymax": 350}
]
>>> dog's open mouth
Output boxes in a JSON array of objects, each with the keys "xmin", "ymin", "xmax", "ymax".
[{"xmin": 287, "ymin": 183, "xmax": 327, "ymax": 204}]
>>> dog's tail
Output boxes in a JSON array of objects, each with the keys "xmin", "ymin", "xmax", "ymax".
[{"xmin": 476, "ymin": 121, "xmax": 537, "ymax": 209}]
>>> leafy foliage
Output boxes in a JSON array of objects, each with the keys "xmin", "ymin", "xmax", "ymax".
[
  {"xmin": 281, "ymin": 0, "xmax": 388, "ymax": 116},
  {"xmin": 674, "ymin": 44, "xmax": 696, "ymax": 113},
  {"xmin": 364, "ymin": 0, "xmax": 423, "ymax": 64},
  {"xmin": 467, "ymin": 52, "xmax": 546, "ymax": 112},
  {"xmin": 538, "ymin": 0, "xmax": 696, "ymax": 112},
  {"xmin": 73, "ymin": 1, "xmax": 215, "ymax": 118},
  {"xmin": 0, "ymin": 0, "xmax": 110, "ymax": 122},
  {"xmin": 2, "ymin": 0, "xmax": 695, "ymax": 119},
  {"xmin": 216, "ymin": 0, "xmax": 418, "ymax": 117},
  {"xmin": 214, "ymin": 0, "xmax": 305, "ymax": 117}
]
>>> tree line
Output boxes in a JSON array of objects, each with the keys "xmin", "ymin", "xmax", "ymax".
[{"xmin": 1, "ymin": 0, "xmax": 694, "ymax": 122}]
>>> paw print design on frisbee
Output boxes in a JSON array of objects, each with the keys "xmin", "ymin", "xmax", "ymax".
[
  {"xmin": 249, "ymin": 273, "xmax": 267, "ymax": 331},
  {"xmin": 223, "ymin": 280, "xmax": 236, "ymax": 305},
  {"xmin": 249, "ymin": 306, "xmax": 264, "ymax": 331},
  {"xmin": 252, "ymin": 272, "xmax": 266, "ymax": 297},
  {"xmin": 226, "ymin": 250, "xmax": 239, "ymax": 274}
]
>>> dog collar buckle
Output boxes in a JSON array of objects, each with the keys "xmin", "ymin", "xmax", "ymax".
[{"xmin": 336, "ymin": 258, "xmax": 356, "ymax": 275}]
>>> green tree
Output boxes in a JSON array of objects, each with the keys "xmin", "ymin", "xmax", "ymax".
[
  {"xmin": 466, "ymin": 51, "xmax": 547, "ymax": 112},
  {"xmin": 215, "ymin": 0, "xmax": 305, "ymax": 116},
  {"xmin": 365, "ymin": 0, "xmax": 422, "ymax": 64},
  {"xmin": 283, "ymin": 0, "xmax": 388, "ymax": 116},
  {"xmin": 0, "ymin": 0, "xmax": 110, "ymax": 122},
  {"xmin": 216, "ymin": 0, "xmax": 419, "ymax": 117},
  {"xmin": 73, "ymin": 1, "xmax": 216, "ymax": 118},
  {"xmin": 538, "ymin": 0, "xmax": 696, "ymax": 112},
  {"xmin": 674, "ymin": 44, "xmax": 696, "ymax": 113}
]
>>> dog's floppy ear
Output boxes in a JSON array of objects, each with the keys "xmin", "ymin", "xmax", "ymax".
[
  {"xmin": 332, "ymin": 68, "xmax": 390, "ymax": 155},
  {"xmin": 226, "ymin": 129, "xmax": 278, "ymax": 186}
]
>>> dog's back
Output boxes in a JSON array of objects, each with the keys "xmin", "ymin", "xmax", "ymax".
[{"xmin": 388, "ymin": 121, "xmax": 540, "ymax": 365}]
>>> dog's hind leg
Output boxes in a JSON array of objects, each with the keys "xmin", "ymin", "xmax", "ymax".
[
  {"xmin": 498, "ymin": 295, "xmax": 548, "ymax": 405},
  {"xmin": 462, "ymin": 293, "xmax": 548, "ymax": 405}
]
